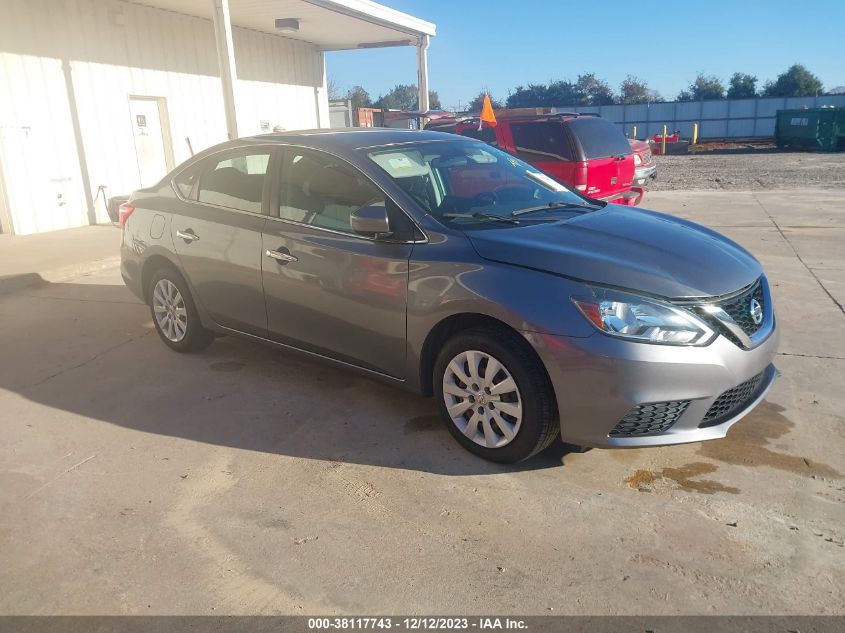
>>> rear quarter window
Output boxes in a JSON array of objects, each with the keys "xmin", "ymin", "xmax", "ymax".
[
  {"xmin": 567, "ymin": 117, "xmax": 632, "ymax": 160},
  {"xmin": 509, "ymin": 122, "xmax": 573, "ymax": 162}
]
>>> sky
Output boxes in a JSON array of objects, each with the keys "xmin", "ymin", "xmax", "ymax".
[{"xmin": 325, "ymin": 0, "xmax": 844, "ymax": 110}]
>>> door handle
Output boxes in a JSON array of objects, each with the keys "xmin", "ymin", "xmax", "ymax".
[
  {"xmin": 176, "ymin": 229, "xmax": 200, "ymax": 243},
  {"xmin": 265, "ymin": 248, "xmax": 298, "ymax": 264}
]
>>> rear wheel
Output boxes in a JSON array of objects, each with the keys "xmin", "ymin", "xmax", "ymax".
[
  {"xmin": 148, "ymin": 268, "xmax": 213, "ymax": 353},
  {"xmin": 434, "ymin": 328, "xmax": 559, "ymax": 463}
]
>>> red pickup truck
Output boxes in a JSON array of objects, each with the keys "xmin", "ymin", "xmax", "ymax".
[{"xmin": 428, "ymin": 111, "xmax": 643, "ymax": 206}]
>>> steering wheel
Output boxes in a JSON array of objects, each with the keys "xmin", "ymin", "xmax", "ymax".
[{"xmin": 470, "ymin": 191, "xmax": 498, "ymax": 207}]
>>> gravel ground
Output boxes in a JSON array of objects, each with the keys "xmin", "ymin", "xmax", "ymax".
[{"xmin": 650, "ymin": 150, "xmax": 845, "ymax": 191}]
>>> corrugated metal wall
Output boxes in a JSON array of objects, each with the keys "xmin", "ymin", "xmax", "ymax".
[
  {"xmin": 0, "ymin": 0, "xmax": 329, "ymax": 235},
  {"xmin": 568, "ymin": 95, "xmax": 845, "ymax": 140}
]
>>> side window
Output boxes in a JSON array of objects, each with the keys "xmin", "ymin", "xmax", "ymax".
[
  {"xmin": 279, "ymin": 148, "xmax": 386, "ymax": 234},
  {"xmin": 510, "ymin": 122, "xmax": 574, "ymax": 162},
  {"xmin": 567, "ymin": 117, "xmax": 632, "ymax": 159},
  {"xmin": 459, "ymin": 126, "xmax": 498, "ymax": 146},
  {"xmin": 197, "ymin": 150, "xmax": 270, "ymax": 213},
  {"xmin": 173, "ymin": 164, "xmax": 200, "ymax": 199}
]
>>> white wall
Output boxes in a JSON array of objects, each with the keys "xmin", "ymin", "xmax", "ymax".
[{"xmin": 0, "ymin": 0, "xmax": 329, "ymax": 235}]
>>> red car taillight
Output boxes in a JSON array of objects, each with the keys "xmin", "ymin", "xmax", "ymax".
[{"xmin": 118, "ymin": 202, "xmax": 135, "ymax": 228}]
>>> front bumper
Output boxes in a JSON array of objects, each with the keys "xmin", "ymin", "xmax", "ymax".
[
  {"xmin": 528, "ymin": 320, "xmax": 779, "ymax": 448},
  {"xmin": 634, "ymin": 163, "xmax": 657, "ymax": 186}
]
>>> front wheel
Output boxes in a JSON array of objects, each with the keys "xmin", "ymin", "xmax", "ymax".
[{"xmin": 434, "ymin": 328, "xmax": 559, "ymax": 463}]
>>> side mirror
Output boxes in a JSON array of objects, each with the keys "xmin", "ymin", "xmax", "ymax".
[{"xmin": 351, "ymin": 204, "xmax": 392, "ymax": 238}]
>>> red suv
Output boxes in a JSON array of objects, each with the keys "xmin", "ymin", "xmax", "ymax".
[{"xmin": 428, "ymin": 112, "xmax": 643, "ymax": 206}]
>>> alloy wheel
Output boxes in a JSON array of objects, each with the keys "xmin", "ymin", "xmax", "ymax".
[
  {"xmin": 152, "ymin": 278, "xmax": 188, "ymax": 343},
  {"xmin": 442, "ymin": 350, "xmax": 523, "ymax": 448}
]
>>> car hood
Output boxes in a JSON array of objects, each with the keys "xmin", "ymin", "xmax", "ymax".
[{"xmin": 466, "ymin": 205, "xmax": 762, "ymax": 298}]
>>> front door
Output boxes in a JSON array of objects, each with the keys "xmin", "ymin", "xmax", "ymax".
[
  {"xmin": 262, "ymin": 147, "xmax": 412, "ymax": 378},
  {"xmin": 170, "ymin": 147, "xmax": 273, "ymax": 337}
]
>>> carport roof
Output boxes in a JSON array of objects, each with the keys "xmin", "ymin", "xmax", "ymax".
[{"xmin": 134, "ymin": 0, "xmax": 436, "ymax": 49}]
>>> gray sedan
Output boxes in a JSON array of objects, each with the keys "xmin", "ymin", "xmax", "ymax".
[{"xmin": 119, "ymin": 129, "xmax": 778, "ymax": 463}]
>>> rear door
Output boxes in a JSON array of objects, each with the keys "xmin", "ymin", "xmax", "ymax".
[
  {"xmin": 261, "ymin": 146, "xmax": 414, "ymax": 378},
  {"xmin": 170, "ymin": 146, "xmax": 274, "ymax": 337},
  {"xmin": 565, "ymin": 117, "xmax": 634, "ymax": 199}
]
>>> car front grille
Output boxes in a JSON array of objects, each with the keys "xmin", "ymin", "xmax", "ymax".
[
  {"xmin": 699, "ymin": 371, "xmax": 766, "ymax": 428},
  {"xmin": 610, "ymin": 400, "xmax": 690, "ymax": 437},
  {"xmin": 720, "ymin": 280, "xmax": 765, "ymax": 337},
  {"xmin": 643, "ymin": 150, "xmax": 652, "ymax": 163},
  {"xmin": 693, "ymin": 278, "xmax": 766, "ymax": 347}
]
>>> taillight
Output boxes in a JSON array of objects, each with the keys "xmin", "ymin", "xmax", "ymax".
[
  {"xmin": 118, "ymin": 202, "xmax": 135, "ymax": 228},
  {"xmin": 573, "ymin": 162, "xmax": 588, "ymax": 191}
]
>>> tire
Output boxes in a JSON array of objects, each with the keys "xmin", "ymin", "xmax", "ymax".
[
  {"xmin": 148, "ymin": 267, "xmax": 214, "ymax": 353},
  {"xmin": 433, "ymin": 327, "xmax": 559, "ymax": 463}
]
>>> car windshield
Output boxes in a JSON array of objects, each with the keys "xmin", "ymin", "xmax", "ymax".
[{"xmin": 366, "ymin": 140, "xmax": 602, "ymax": 229}]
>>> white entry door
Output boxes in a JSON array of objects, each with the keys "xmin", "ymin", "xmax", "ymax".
[{"xmin": 129, "ymin": 97, "xmax": 171, "ymax": 187}]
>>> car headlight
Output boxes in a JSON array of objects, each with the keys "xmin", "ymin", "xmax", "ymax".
[
  {"xmin": 572, "ymin": 290, "xmax": 715, "ymax": 346},
  {"xmin": 633, "ymin": 153, "xmax": 642, "ymax": 166}
]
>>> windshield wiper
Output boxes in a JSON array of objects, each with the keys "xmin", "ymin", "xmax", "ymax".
[
  {"xmin": 441, "ymin": 212, "xmax": 520, "ymax": 225},
  {"xmin": 511, "ymin": 200, "xmax": 601, "ymax": 217}
]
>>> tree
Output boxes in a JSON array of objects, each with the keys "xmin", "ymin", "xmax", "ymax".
[
  {"xmin": 727, "ymin": 73, "xmax": 758, "ymax": 99},
  {"xmin": 677, "ymin": 74, "xmax": 726, "ymax": 101},
  {"xmin": 327, "ymin": 77, "xmax": 343, "ymax": 101},
  {"xmin": 428, "ymin": 90, "xmax": 442, "ymax": 110},
  {"xmin": 618, "ymin": 76, "xmax": 660, "ymax": 104},
  {"xmin": 375, "ymin": 84, "xmax": 419, "ymax": 110},
  {"xmin": 575, "ymin": 73, "xmax": 615, "ymax": 106},
  {"xmin": 762, "ymin": 64, "xmax": 824, "ymax": 97},
  {"xmin": 467, "ymin": 91, "xmax": 504, "ymax": 112},
  {"xmin": 506, "ymin": 84, "xmax": 549, "ymax": 108},
  {"xmin": 373, "ymin": 84, "xmax": 440, "ymax": 110},
  {"xmin": 346, "ymin": 85, "xmax": 372, "ymax": 109},
  {"xmin": 545, "ymin": 80, "xmax": 580, "ymax": 107}
]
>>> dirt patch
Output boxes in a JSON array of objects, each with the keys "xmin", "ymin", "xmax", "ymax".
[
  {"xmin": 624, "ymin": 462, "xmax": 740, "ymax": 495},
  {"xmin": 698, "ymin": 401, "xmax": 842, "ymax": 479}
]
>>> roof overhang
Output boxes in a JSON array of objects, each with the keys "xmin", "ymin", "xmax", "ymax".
[{"xmin": 132, "ymin": 0, "xmax": 436, "ymax": 50}]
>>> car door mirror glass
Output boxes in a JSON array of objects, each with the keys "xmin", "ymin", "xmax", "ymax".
[{"xmin": 351, "ymin": 204, "xmax": 392, "ymax": 238}]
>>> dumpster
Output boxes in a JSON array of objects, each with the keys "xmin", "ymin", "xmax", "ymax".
[{"xmin": 775, "ymin": 107, "xmax": 845, "ymax": 152}]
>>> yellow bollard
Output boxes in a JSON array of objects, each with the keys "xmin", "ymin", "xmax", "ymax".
[
  {"xmin": 632, "ymin": 125, "xmax": 637, "ymax": 139},
  {"xmin": 692, "ymin": 122, "xmax": 699, "ymax": 145},
  {"xmin": 661, "ymin": 124, "xmax": 667, "ymax": 156}
]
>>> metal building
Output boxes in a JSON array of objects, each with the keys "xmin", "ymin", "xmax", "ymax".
[{"xmin": 0, "ymin": 0, "xmax": 435, "ymax": 235}]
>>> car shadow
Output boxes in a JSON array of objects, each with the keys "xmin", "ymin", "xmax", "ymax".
[{"xmin": 2, "ymin": 278, "xmax": 578, "ymax": 476}]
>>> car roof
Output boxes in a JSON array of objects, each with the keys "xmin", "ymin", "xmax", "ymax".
[
  {"xmin": 245, "ymin": 128, "xmax": 464, "ymax": 152},
  {"xmin": 450, "ymin": 112, "xmax": 602, "ymax": 128}
]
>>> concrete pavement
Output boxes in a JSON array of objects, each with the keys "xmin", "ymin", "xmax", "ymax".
[
  {"xmin": 0, "ymin": 190, "xmax": 843, "ymax": 615},
  {"xmin": 0, "ymin": 225, "xmax": 120, "ymax": 293}
]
